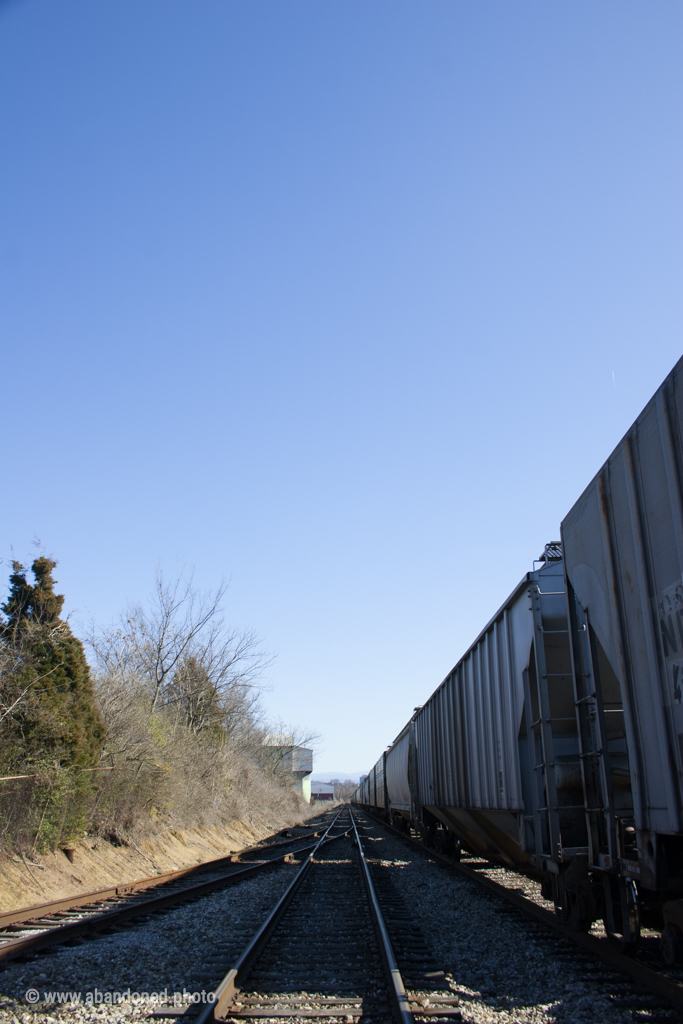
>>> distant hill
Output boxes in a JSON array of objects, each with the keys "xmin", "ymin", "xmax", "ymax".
[{"xmin": 311, "ymin": 771, "xmax": 365, "ymax": 784}]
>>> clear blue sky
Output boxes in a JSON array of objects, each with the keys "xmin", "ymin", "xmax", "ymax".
[{"xmin": 1, "ymin": 0, "xmax": 682, "ymax": 774}]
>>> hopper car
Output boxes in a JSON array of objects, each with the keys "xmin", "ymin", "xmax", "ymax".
[{"xmin": 355, "ymin": 355, "xmax": 683, "ymax": 961}]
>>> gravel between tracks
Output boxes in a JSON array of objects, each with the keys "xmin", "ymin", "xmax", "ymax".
[
  {"xmin": 0, "ymin": 862, "xmax": 299, "ymax": 1024},
  {"xmin": 359, "ymin": 816, "xmax": 658, "ymax": 1024}
]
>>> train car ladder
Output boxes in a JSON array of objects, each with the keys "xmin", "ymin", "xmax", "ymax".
[
  {"xmin": 565, "ymin": 581, "xmax": 618, "ymax": 871},
  {"xmin": 523, "ymin": 586, "xmax": 561, "ymax": 864},
  {"xmin": 523, "ymin": 581, "xmax": 587, "ymax": 866}
]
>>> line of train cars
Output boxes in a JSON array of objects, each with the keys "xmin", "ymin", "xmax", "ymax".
[{"xmin": 354, "ymin": 355, "xmax": 683, "ymax": 961}]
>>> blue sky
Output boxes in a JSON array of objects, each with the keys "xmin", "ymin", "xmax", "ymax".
[{"xmin": 1, "ymin": 0, "xmax": 682, "ymax": 773}]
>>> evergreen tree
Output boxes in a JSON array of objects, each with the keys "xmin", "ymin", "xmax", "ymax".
[
  {"xmin": 0, "ymin": 558, "xmax": 105, "ymax": 770},
  {"xmin": 166, "ymin": 655, "xmax": 224, "ymax": 737}
]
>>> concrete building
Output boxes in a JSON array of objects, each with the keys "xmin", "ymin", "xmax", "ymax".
[
  {"xmin": 259, "ymin": 745, "xmax": 313, "ymax": 802},
  {"xmin": 310, "ymin": 781, "xmax": 335, "ymax": 802}
]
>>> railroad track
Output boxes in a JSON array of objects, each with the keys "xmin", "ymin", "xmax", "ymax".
[
  {"xmin": 0, "ymin": 810, "xmax": 341, "ymax": 965},
  {"xmin": 150, "ymin": 807, "xmax": 461, "ymax": 1024},
  {"xmin": 360, "ymin": 809, "xmax": 683, "ymax": 1023},
  {"xmin": 10, "ymin": 806, "xmax": 675, "ymax": 1021}
]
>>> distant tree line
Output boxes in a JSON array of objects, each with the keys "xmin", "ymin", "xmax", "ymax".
[
  {"xmin": 328, "ymin": 779, "xmax": 357, "ymax": 802},
  {"xmin": 0, "ymin": 558, "xmax": 311, "ymax": 853}
]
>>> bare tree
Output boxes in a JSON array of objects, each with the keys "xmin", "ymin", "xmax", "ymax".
[
  {"xmin": 164, "ymin": 654, "xmax": 260, "ymax": 737},
  {"xmin": 86, "ymin": 567, "xmax": 270, "ymax": 727},
  {"xmin": 92, "ymin": 671, "xmax": 161, "ymax": 775}
]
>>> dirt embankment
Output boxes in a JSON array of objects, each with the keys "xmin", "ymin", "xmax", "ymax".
[{"xmin": 0, "ymin": 815, "xmax": 303, "ymax": 914}]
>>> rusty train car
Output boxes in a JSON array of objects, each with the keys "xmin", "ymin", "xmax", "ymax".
[{"xmin": 355, "ymin": 356, "xmax": 683, "ymax": 961}]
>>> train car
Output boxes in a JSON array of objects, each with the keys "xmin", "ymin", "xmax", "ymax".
[
  {"xmin": 358, "ymin": 546, "xmax": 582, "ymax": 871},
  {"xmin": 415, "ymin": 549, "xmax": 584, "ymax": 872},
  {"xmin": 355, "ymin": 757, "xmax": 387, "ymax": 811},
  {"xmin": 367, "ymin": 754, "xmax": 386, "ymax": 810},
  {"xmin": 355, "ymin": 356, "xmax": 683, "ymax": 958},
  {"xmin": 354, "ymin": 546, "xmax": 622, "ymax": 933},
  {"xmin": 385, "ymin": 722, "xmax": 414, "ymax": 823},
  {"xmin": 559, "ymin": 355, "xmax": 683, "ymax": 954}
]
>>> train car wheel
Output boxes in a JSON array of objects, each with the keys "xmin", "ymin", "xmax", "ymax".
[
  {"xmin": 603, "ymin": 875, "xmax": 640, "ymax": 954},
  {"xmin": 660, "ymin": 924, "xmax": 683, "ymax": 966},
  {"xmin": 569, "ymin": 890, "xmax": 594, "ymax": 932}
]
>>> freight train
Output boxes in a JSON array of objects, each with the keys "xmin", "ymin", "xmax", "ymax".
[{"xmin": 354, "ymin": 356, "xmax": 683, "ymax": 963}]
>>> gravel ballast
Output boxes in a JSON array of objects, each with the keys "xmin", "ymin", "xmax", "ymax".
[
  {"xmin": 0, "ymin": 862, "xmax": 300, "ymax": 1024},
  {"xmin": 0, "ymin": 811, "xmax": 676, "ymax": 1024},
  {"xmin": 359, "ymin": 816, "xmax": 668, "ymax": 1024}
]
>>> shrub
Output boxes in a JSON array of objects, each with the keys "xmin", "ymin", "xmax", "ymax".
[{"xmin": 0, "ymin": 559, "xmax": 106, "ymax": 851}]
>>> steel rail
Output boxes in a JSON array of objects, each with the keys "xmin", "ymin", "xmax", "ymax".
[
  {"xmin": 194, "ymin": 810, "xmax": 347, "ymax": 1024},
  {"xmin": 229, "ymin": 828, "xmax": 323, "ymax": 861},
  {"xmin": 359, "ymin": 809, "xmax": 683, "ymax": 1016},
  {"xmin": 349, "ymin": 810, "xmax": 415, "ymax": 1024},
  {"xmin": 0, "ymin": 830, "xmax": 348, "ymax": 964}
]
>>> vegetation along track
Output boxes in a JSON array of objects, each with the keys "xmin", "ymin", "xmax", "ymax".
[
  {"xmin": 362, "ymin": 808, "xmax": 683, "ymax": 1023},
  {"xmin": 0, "ymin": 811, "xmax": 341, "ymax": 964}
]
